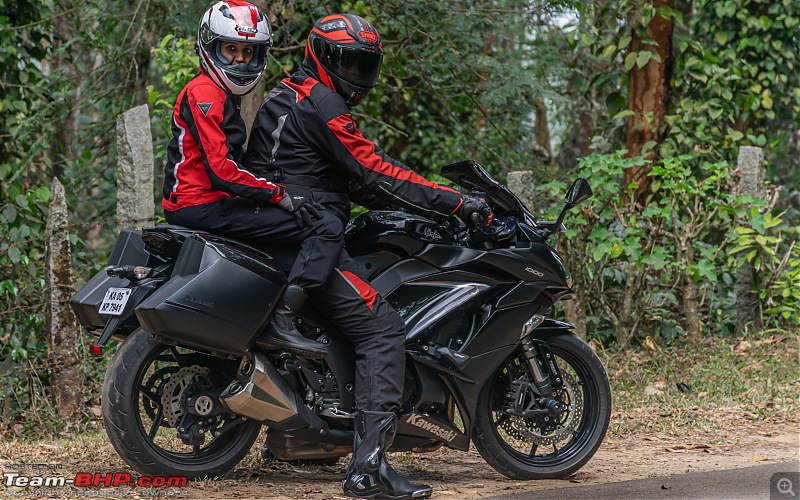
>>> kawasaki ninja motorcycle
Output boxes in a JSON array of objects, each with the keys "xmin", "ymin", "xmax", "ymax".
[{"xmin": 71, "ymin": 160, "xmax": 610, "ymax": 481}]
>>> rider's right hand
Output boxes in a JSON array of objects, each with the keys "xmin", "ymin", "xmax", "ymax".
[
  {"xmin": 458, "ymin": 195, "xmax": 494, "ymax": 231},
  {"xmin": 276, "ymin": 193, "xmax": 327, "ymax": 228}
]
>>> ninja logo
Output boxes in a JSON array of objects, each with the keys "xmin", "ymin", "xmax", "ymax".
[{"xmin": 423, "ymin": 227, "xmax": 442, "ymax": 240}]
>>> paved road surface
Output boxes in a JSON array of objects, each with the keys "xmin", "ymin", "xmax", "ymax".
[{"xmin": 490, "ymin": 461, "xmax": 800, "ymax": 500}]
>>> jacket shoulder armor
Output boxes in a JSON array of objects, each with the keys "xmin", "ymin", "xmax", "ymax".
[
  {"xmin": 186, "ymin": 75, "xmax": 227, "ymax": 102},
  {"xmin": 310, "ymin": 83, "xmax": 350, "ymax": 123}
]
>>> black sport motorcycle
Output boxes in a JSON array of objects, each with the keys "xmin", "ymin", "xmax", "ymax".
[{"xmin": 71, "ymin": 160, "xmax": 610, "ymax": 481}]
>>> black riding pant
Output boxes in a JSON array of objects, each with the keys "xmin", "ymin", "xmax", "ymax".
[
  {"xmin": 164, "ymin": 197, "xmax": 343, "ymax": 291},
  {"xmin": 308, "ymin": 249, "xmax": 406, "ymax": 413}
]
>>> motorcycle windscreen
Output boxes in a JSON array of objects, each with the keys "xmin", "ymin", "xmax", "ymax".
[{"xmin": 440, "ymin": 160, "xmax": 528, "ymax": 219}]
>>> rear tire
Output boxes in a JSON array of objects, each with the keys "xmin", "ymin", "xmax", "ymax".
[
  {"xmin": 102, "ymin": 329, "xmax": 261, "ymax": 479},
  {"xmin": 472, "ymin": 333, "xmax": 611, "ymax": 479}
]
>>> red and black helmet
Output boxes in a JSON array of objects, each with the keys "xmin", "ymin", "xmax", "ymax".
[{"xmin": 303, "ymin": 14, "xmax": 383, "ymax": 107}]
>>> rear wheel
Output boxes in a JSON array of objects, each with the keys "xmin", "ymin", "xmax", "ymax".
[
  {"xmin": 102, "ymin": 329, "xmax": 261, "ymax": 479},
  {"xmin": 472, "ymin": 333, "xmax": 611, "ymax": 479}
]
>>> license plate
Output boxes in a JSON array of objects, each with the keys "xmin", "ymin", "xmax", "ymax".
[{"xmin": 99, "ymin": 287, "xmax": 132, "ymax": 316}]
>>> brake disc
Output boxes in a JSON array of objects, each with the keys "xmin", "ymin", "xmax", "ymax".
[
  {"xmin": 160, "ymin": 365, "xmax": 212, "ymax": 427},
  {"xmin": 142, "ymin": 366, "xmax": 180, "ymax": 421},
  {"xmin": 500, "ymin": 370, "xmax": 583, "ymax": 446}
]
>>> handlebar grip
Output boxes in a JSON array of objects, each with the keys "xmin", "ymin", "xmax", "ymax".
[{"xmin": 106, "ymin": 266, "xmax": 123, "ymax": 277}]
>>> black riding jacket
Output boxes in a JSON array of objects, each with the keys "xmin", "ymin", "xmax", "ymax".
[{"xmin": 245, "ymin": 68, "xmax": 463, "ymax": 222}]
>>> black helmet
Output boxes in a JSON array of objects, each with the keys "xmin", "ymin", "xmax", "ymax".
[{"xmin": 303, "ymin": 14, "xmax": 383, "ymax": 107}]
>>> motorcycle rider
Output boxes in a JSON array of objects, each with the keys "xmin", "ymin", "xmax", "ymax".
[
  {"xmin": 245, "ymin": 13, "xmax": 493, "ymax": 499},
  {"xmin": 161, "ymin": 0, "xmax": 341, "ymax": 359}
]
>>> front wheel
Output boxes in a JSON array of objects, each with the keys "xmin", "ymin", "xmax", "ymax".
[
  {"xmin": 102, "ymin": 329, "xmax": 262, "ymax": 479},
  {"xmin": 472, "ymin": 333, "xmax": 611, "ymax": 479}
]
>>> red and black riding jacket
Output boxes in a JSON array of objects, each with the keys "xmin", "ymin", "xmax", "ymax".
[
  {"xmin": 162, "ymin": 72, "xmax": 285, "ymax": 213},
  {"xmin": 245, "ymin": 69, "xmax": 463, "ymax": 222}
]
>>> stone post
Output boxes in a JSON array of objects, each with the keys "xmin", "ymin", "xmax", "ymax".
[
  {"xmin": 240, "ymin": 0, "xmax": 268, "ymax": 148},
  {"xmin": 506, "ymin": 171, "xmax": 535, "ymax": 210},
  {"xmin": 46, "ymin": 177, "xmax": 82, "ymax": 422},
  {"xmin": 735, "ymin": 146, "xmax": 766, "ymax": 334},
  {"xmin": 116, "ymin": 104, "xmax": 155, "ymax": 230}
]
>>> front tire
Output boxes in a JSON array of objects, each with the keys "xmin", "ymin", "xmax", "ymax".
[
  {"xmin": 472, "ymin": 333, "xmax": 611, "ymax": 479},
  {"xmin": 102, "ymin": 329, "xmax": 261, "ymax": 479}
]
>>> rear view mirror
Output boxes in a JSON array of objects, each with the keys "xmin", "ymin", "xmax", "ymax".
[{"xmin": 565, "ymin": 178, "xmax": 593, "ymax": 206}]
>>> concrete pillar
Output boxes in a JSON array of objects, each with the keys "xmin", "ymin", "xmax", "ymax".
[
  {"xmin": 116, "ymin": 104, "xmax": 155, "ymax": 230},
  {"xmin": 506, "ymin": 171, "xmax": 535, "ymax": 210},
  {"xmin": 735, "ymin": 146, "xmax": 766, "ymax": 334},
  {"xmin": 46, "ymin": 177, "xmax": 82, "ymax": 422}
]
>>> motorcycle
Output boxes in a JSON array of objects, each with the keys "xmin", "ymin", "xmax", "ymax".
[{"xmin": 71, "ymin": 160, "xmax": 610, "ymax": 481}]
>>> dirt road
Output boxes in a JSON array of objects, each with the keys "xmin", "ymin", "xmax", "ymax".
[{"xmin": 1, "ymin": 415, "xmax": 796, "ymax": 499}]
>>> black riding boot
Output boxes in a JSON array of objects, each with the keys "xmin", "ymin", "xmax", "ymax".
[
  {"xmin": 342, "ymin": 411, "xmax": 432, "ymax": 499},
  {"xmin": 261, "ymin": 285, "xmax": 328, "ymax": 359}
]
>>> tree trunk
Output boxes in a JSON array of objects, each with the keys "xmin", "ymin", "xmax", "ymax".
[
  {"xmin": 624, "ymin": 0, "xmax": 674, "ymax": 203},
  {"xmin": 678, "ymin": 239, "xmax": 703, "ymax": 340},
  {"xmin": 533, "ymin": 99, "xmax": 555, "ymax": 176},
  {"xmin": 51, "ymin": 0, "xmax": 80, "ymax": 180}
]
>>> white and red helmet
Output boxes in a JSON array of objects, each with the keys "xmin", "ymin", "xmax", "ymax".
[{"xmin": 197, "ymin": 1, "xmax": 272, "ymax": 95}]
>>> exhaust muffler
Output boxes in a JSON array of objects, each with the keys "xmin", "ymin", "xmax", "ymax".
[{"xmin": 220, "ymin": 352, "xmax": 307, "ymax": 429}]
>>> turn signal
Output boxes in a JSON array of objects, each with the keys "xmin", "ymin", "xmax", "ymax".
[{"xmin": 133, "ymin": 266, "xmax": 152, "ymax": 279}]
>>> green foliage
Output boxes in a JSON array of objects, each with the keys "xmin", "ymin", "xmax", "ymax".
[
  {"xmin": 663, "ymin": 0, "xmax": 800, "ymax": 172},
  {"xmin": 729, "ymin": 210, "xmax": 800, "ymax": 326},
  {"xmin": 0, "ymin": 186, "xmax": 49, "ymax": 427},
  {"xmin": 0, "ymin": 2, "xmax": 49, "ymax": 169},
  {"xmin": 538, "ymin": 150, "xmax": 796, "ymax": 343},
  {"xmin": 147, "ymin": 35, "xmax": 199, "ymax": 149},
  {"xmin": 766, "ymin": 253, "xmax": 800, "ymax": 324}
]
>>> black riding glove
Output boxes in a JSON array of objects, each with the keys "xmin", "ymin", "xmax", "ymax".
[
  {"xmin": 458, "ymin": 195, "xmax": 494, "ymax": 230},
  {"xmin": 276, "ymin": 194, "xmax": 326, "ymax": 228}
]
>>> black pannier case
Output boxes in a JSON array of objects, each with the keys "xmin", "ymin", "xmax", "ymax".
[
  {"xmin": 135, "ymin": 233, "xmax": 285, "ymax": 357},
  {"xmin": 70, "ymin": 229, "xmax": 155, "ymax": 332}
]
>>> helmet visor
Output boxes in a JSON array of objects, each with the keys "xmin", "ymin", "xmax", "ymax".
[{"xmin": 317, "ymin": 40, "xmax": 382, "ymax": 88}]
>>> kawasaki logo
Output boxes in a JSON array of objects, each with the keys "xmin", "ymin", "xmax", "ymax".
[{"xmin": 404, "ymin": 414, "xmax": 457, "ymax": 442}]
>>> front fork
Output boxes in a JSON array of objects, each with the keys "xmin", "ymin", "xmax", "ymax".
[
  {"xmin": 520, "ymin": 336, "xmax": 564, "ymax": 397},
  {"xmin": 505, "ymin": 336, "xmax": 567, "ymax": 419}
]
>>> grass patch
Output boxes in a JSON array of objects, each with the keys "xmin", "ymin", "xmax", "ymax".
[{"xmin": 600, "ymin": 330, "xmax": 799, "ymax": 438}]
